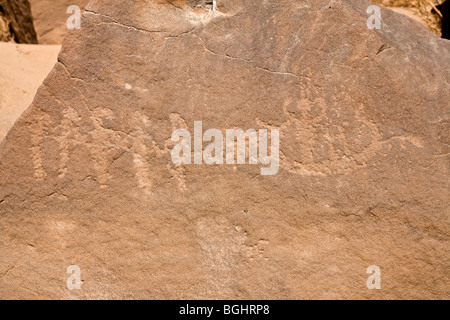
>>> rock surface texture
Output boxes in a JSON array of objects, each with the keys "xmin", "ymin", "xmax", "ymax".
[
  {"xmin": 0, "ymin": 0, "xmax": 449, "ymax": 299},
  {"xmin": 0, "ymin": 0, "xmax": 37, "ymax": 43}
]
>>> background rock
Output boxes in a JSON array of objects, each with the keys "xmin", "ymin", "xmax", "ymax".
[
  {"xmin": 0, "ymin": 0, "xmax": 37, "ymax": 43},
  {"xmin": 372, "ymin": 0, "xmax": 446, "ymax": 37},
  {"xmin": 0, "ymin": 0, "xmax": 449, "ymax": 299},
  {"xmin": 437, "ymin": 0, "xmax": 450, "ymax": 39},
  {"xmin": 29, "ymin": 0, "xmax": 90, "ymax": 44}
]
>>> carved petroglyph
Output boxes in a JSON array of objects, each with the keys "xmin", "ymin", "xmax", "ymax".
[
  {"xmin": 257, "ymin": 89, "xmax": 424, "ymax": 176},
  {"xmin": 30, "ymin": 110, "xmax": 51, "ymax": 180},
  {"xmin": 34, "ymin": 79, "xmax": 182, "ymax": 194}
]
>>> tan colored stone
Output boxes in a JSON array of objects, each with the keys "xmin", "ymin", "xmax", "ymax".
[{"xmin": 0, "ymin": 0, "xmax": 449, "ymax": 299}]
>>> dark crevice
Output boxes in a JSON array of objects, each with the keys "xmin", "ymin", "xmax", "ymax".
[
  {"xmin": 8, "ymin": 18, "xmax": 15, "ymax": 42},
  {"xmin": 376, "ymin": 44, "xmax": 391, "ymax": 56},
  {"xmin": 436, "ymin": 0, "xmax": 450, "ymax": 39},
  {"xmin": 188, "ymin": 0, "xmax": 214, "ymax": 10},
  {"xmin": 0, "ymin": 0, "xmax": 37, "ymax": 43}
]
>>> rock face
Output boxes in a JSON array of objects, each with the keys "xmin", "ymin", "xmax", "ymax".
[
  {"xmin": 29, "ymin": 0, "xmax": 90, "ymax": 44},
  {"xmin": 0, "ymin": 0, "xmax": 449, "ymax": 299},
  {"xmin": 0, "ymin": 0, "xmax": 37, "ymax": 43}
]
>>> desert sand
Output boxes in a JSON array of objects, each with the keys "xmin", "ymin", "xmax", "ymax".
[{"xmin": 0, "ymin": 42, "xmax": 60, "ymax": 141}]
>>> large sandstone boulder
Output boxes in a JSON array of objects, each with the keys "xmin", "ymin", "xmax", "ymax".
[
  {"xmin": 0, "ymin": 0, "xmax": 37, "ymax": 43},
  {"xmin": 0, "ymin": 0, "xmax": 449, "ymax": 299}
]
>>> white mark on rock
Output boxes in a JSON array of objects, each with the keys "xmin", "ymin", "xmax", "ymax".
[
  {"xmin": 30, "ymin": 112, "xmax": 51, "ymax": 180},
  {"xmin": 133, "ymin": 152, "xmax": 153, "ymax": 196}
]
